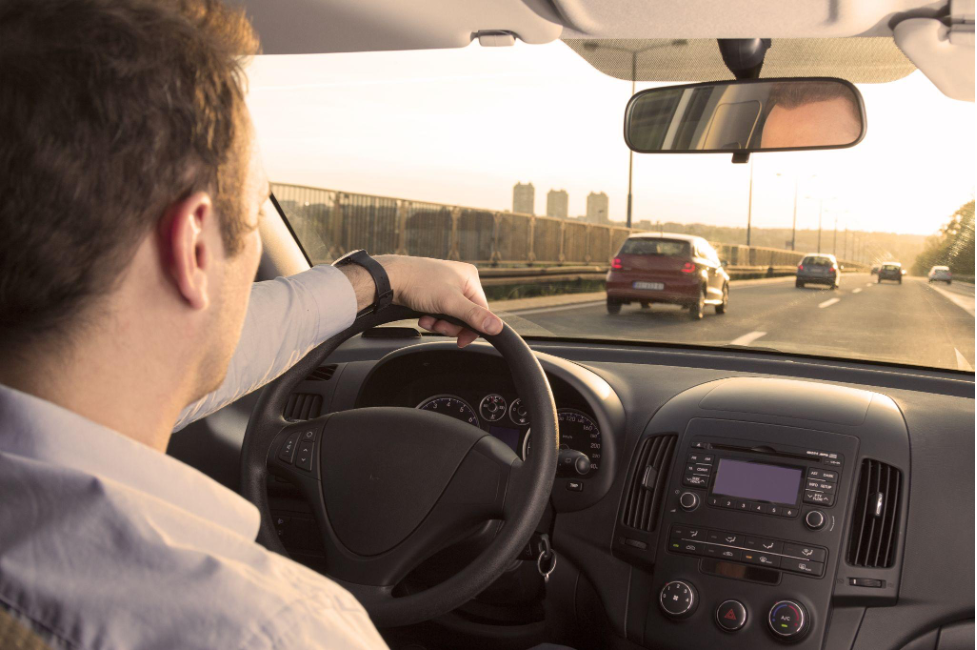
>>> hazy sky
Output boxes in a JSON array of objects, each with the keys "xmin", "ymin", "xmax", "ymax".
[{"xmin": 246, "ymin": 41, "xmax": 975, "ymax": 236}]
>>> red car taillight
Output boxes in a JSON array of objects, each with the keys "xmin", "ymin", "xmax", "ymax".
[
  {"xmin": 681, "ymin": 262, "xmax": 696, "ymax": 274},
  {"xmin": 829, "ymin": 266, "xmax": 838, "ymax": 274},
  {"xmin": 612, "ymin": 257, "xmax": 623, "ymax": 270},
  {"xmin": 797, "ymin": 264, "xmax": 804, "ymax": 271}
]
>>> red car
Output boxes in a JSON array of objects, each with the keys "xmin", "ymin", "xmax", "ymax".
[{"xmin": 606, "ymin": 233, "xmax": 730, "ymax": 319}]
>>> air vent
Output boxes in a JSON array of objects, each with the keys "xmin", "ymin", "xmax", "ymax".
[
  {"xmin": 283, "ymin": 393, "xmax": 323, "ymax": 421},
  {"xmin": 620, "ymin": 434, "xmax": 677, "ymax": 532},
  {"xmin": 847, "ymin": 459, "xmax": 902, "ymax": 568},
  {"xmin": 306, "ymin": 364, "xmax": 337, "ymax": 381}
]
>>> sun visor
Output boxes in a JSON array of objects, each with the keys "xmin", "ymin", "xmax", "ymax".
[
  {"xmin": 235, "ymin": 0, "xmax": 563, "ymax": 55},
  {"xmin": 893, "ymin": 3, "xmax": 975, "ymax": 101}
]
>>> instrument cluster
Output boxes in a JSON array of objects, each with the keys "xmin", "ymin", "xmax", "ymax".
[{"xmin": 416, "ymin": 392, "xmax": 601, "ymax": 475}]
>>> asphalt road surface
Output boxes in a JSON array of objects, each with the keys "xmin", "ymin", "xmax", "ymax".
[{"xmin": 503, "ymin": 273, "xmax": 975, "ymax": 372}]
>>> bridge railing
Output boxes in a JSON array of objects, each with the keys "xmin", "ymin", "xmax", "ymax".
[{"xmin": 272, "ymin": 183, "xmax": 865, "ymax": 270}]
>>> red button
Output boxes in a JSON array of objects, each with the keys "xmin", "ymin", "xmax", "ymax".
[{"xmin": 716, "ymin": 600, "xmax": 747, "ymax": 632}]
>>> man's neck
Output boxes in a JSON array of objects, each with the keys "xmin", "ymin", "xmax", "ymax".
[{"xmin": 0, "ymin": 326, "xmax": 195, "ymax": 453}]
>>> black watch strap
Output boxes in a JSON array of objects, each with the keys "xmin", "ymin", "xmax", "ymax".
[{"xmin": 332, "ymin": 250, "xmax": 394, "ymax": 317}]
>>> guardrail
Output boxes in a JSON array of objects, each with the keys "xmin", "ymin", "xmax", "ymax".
[{"xmin": 272, "ymin": 183, "xmax": 868, "ymax": 271}]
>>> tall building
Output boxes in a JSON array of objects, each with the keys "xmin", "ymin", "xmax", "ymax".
[
  {"xmin": 546, "ymin": 189, "xmax": 569, "ymax": 219},
  {"xmin": 586, "ymin": 191, "xmax": 610, "ymax": 224},
  {"xmin": 512, "ymin": 182, "xmax": 535, "ymax": 215}
]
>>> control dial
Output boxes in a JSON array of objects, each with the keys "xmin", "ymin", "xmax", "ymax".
[
  {"xmin": 805, "ymin": 510, "xmax": 826, "ymax": 530},
  {"xmin": 679, "ymin": 491, "xmax": 700, "ymax": 511},
  {"xmin": 768, "ymin": 600, "xmax": 808, "ymax": 640},
  {"xmin": 659, "ymin": 580, "xmax": 697, "ymax": 619}
]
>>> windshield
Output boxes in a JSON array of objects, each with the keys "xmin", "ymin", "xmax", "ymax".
[{"xmin": 247, "ymin": 42, "xmax": 975, "ymax": 373}]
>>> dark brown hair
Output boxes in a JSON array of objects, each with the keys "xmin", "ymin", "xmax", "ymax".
[{"xmin": 0, "ymin": 0, "xmax": 259, "ymax": 347}]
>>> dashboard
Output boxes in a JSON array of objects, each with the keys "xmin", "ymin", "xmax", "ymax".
[{"xmin": 169, "ymin": 330, "xmax": 975, "ymax": 650}]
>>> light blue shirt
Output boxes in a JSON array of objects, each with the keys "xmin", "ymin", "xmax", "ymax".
[{"xmin": 0, "ymin": 266, "xmax": 389, "ymax": 649}]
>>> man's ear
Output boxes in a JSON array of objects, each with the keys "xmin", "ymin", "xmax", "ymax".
[{"xmin": 162, "ymin": 192, "xmax": 214, "ymax": 311}]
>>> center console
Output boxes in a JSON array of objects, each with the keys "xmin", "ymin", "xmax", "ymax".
[
  {"xmin": 609, "ymin": 377, "xmax": 909, "ymax": 650},
  {"xmin": 646, "ymin": 418, "xmax": 857, "ymax": 648}
]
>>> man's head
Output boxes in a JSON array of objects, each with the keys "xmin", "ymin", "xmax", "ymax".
[
  {"xmin": 0, "ymin": 0, "xmax": 266, "ymax": 406},
  {"xmin": 760, "ymin": 81, "xmax": 863, "ymax": 149}
]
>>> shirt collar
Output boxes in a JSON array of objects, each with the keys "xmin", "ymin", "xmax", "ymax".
[{"xmin": 0, "ymin": 383, "xmax": 260, "ymax": 538}]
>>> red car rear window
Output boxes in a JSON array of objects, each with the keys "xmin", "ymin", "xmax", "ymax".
[{"xmin": 619, "ymin": 239, "xmax": 690, "ymax": 257}]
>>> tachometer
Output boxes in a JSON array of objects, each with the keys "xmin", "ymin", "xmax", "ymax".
[
  {"xmin": 522, "ymin": 408, "xmax": 602, "ymax": 475},
  {"xmin": 416, "ymin": 395, "xmax": 480, "ymax": 427}
]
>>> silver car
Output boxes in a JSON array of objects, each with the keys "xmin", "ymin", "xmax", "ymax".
[{"xmin": 928, "ymin": 265, "xmax": 952, "ymax": 284}]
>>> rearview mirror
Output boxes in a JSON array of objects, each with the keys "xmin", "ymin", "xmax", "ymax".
[{"xmin": 625, "ymin": 78, "xmax": 865, "ymax": 154}]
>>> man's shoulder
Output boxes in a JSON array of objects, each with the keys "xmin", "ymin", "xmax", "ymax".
[{"xmin": 0, "ymin": 453, "xmax": 386, "ymax": 650}]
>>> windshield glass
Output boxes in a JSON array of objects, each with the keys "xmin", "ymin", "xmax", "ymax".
[{"xmin": 247, "ymin": 42, "xmax": 975, "ymax": 373}]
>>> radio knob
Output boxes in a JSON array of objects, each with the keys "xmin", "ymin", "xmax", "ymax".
[
  {"xmin": 805, "ymin": 510, "xmax": 826, "ymax": 530},
  {"xmin": 768, "ymin": 600, "xmax": 808, "ymax": 640},
  {"xmin": 679, "ymin": 491, "xmax": 700, "ymax": 511},
  {"xmin": 660, "ymin": 580, "xmax": 697, "ymax": 619}
]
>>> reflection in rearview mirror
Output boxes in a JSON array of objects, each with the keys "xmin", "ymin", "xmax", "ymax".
[{"xmin": 625, "ymin": 78, "xmax": 866, "ymax": 154}]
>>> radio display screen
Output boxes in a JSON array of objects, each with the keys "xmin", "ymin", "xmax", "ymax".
[{"xmin": 711, "ymin": 459, "xmax": 803, "ymax": 505}]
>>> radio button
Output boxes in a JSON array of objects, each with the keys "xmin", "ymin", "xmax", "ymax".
[
  {"xmin": 823, "ymin": 458, "xmax": 843, "ymax": 467},
  {"xmin": 749, "ymin": 502, "xmax": 764, "ymax": 513},
  {"xmin": 781, "ymin": 557, "xmax": 824, "ymax": 576},
  {"xmin": 783, "ymin": 543, "xmax": 826, "ymax": 563},
  {"xmin": 687, "ymin": 452, "xmax": 713, "ymax": 464},
  {"xmin": 803, "ymin": 490, "xmax": 835, "ymax": 506},
  {"xmin": 805, "ymin": 479, "xmax": 835, "ymax": 492},
  {"xmin": 707, "ymin": 496, "xmax": 721, "ymax": 507},
  {"xmin": 781, "ymin": 507, "xmax": 799, "ymax": 518},
  {"xmin": 734, "ymin": 499, "xmax": 750, "ymax": 511},
  {"xmin": 720, "ymin": 497, "xmax": 736, "ymax": 508},
  {"xmin": 807, "ymin": 468, "xmax": 838, "ymax": 482},
  {"xmin": 683, "ymin": 474, "xmax": 709, "ymax": 488},
  {"xmin": 760, "ymin": 503, "xmax": 782, "ymax": 515}
]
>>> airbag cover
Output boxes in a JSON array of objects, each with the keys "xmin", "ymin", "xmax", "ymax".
[{"xmin": 319, "ymin": 407, "xmax": 486, "ymax": 556}]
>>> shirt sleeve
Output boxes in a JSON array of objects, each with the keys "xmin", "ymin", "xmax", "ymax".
[{"xmin": 172, "ymin": 265, "xmax": 358, "ymax": 432}]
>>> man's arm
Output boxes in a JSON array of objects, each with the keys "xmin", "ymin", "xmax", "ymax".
[{"xmin": 173, "ymin": 256, "xmax": 502, "ymax": 431}]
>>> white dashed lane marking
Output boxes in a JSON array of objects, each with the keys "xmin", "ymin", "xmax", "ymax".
[
  {"xmin": 819, "ymin": 298, "xmax": 840, "ymax": 309},
  {"xmin": 852, "ymin": 288, "xmax": 862, "ymax": 294},
  {"xmin": 729, "ymin": 331, "xmax": 767, "ymax": 346}
]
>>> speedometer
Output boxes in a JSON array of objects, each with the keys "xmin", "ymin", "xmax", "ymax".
[
  {"xmin": 522, "ymin": 408, "xmax": 602, "ymax": 475},
  {"xmin": 416, "ymin": 395, "xmax": 480, "ymax": 427}
]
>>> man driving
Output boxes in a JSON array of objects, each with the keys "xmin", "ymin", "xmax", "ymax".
[{"xmin": 0, "ymin": 0, "xmax": 503, "ymax": 647}]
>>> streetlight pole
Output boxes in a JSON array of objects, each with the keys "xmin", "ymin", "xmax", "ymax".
[
  {"xmin": 746, "ymin": 157, "xmax": 754, "ymax": 247},
  {"xmin": 791, "ymin": 178, "xmax": 798, "ymax": 251},
  {"xmin": 833, "ymin": 213, "xmax": 838, "ymax": 256},
  {"xmin": 626, "ymin": 53, "xmax": 636, "ymax": 229},
  {"xmin": 817, "ymin": 198, "xmax": 823, "ymax": 254}
]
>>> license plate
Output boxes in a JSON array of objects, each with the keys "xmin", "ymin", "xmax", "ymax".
[{"xmin": 633, "ymin": 281, "xmax": 664, "ymax": 290}]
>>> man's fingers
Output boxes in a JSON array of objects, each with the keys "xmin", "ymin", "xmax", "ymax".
[
  {"xmin": 442, "ymin": 293, "xmax": 503, "ymax": 335},
  {"xmin": 457, "ymin": 329, "xmax": 479, "ymax": 348}
]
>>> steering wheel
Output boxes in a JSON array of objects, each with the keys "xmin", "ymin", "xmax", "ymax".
[{"xmin": 240, "ymin": 305, "xmax": 558, "ymax": 628}]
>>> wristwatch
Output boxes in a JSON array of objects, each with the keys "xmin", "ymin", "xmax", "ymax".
[{"xmin": 332, "ymin": 250, "xmax": 394, "ymax": 317}]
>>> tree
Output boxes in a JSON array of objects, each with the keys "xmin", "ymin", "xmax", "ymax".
[{"xmin": 911, "ymin": 200, "xmax": 975, "ymax": 277}]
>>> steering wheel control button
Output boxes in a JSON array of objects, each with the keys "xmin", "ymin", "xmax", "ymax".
[
  {"xmin": 804, "ymin": 510, "xmax": 826, "ymax": 530},
  {"xmin": 295, "ymin": 440, "xmax": 315, "ymax": 471},
  {"xmin": 659, "ymin": 581, "xmax": 697, "ymax": 618},
  {"xmin": 679, "ymin": 491, "xmax": 700, "ymax": 511},
  {"xmin": 277, "ymin": 431, "xmax": 301, "ymax": 464},
  {"xmin": 769, "ymin": 600, "xmax": 808, "ymax": 640},
  {"xmin": 716, "ymin": 600, "xmax": 747, "ymax": 632}
]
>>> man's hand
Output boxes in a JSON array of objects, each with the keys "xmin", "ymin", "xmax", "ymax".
[{"xmin": 338, "ymin": 255, "xmax": 503, "ymax": 347}]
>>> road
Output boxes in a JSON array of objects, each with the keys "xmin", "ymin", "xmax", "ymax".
[{"xmin": 501, "ymin": 274, "xmax": 975, "ymax": 372}]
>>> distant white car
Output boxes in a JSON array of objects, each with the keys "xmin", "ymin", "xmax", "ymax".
[{"xmin": 928, "ymin": 266, "xmax": 952, "ymax": 284}]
